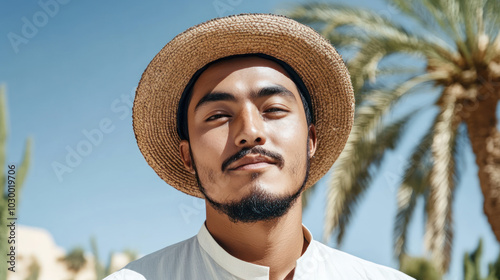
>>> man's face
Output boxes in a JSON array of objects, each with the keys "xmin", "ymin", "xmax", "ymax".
[{"xmin": 179, "ymin": 56, "xmax": 316, "ymax": 222}]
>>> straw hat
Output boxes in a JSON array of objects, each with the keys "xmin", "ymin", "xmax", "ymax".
[{"xmin": 133, "ymin": 13, "xmax": 354, "ymax": 198}]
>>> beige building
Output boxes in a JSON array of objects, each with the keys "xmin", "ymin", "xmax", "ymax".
[{"xmin": 7, "ymin": 225, "xmax": 131, "ymax": 280}]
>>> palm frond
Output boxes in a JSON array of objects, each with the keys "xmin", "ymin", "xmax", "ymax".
[
  {"xmin": 394, "ymin": 121, "xmax": 434, "ymax": 260},
  {"xmin": 347, "ymin": 37, "xmax": 430, "ymax": 92},
  {"xmin": 374, "ymin": 65, "xmax": 422, "ymax": 78},
  {"xmin": 491, "ymin": 250, "xmax": 500, "ymax": 280},
  {"xmin": 463, "ymin": 238, "xmax": 488, "ymax": 280},
  {"xmin": 484, "ymin": 0, "xmax": 500, "ymax": 33},
  {"xmin": 324, "ymin": 72, "xmax": 446, "ymax": 244},
  {"xmin": 347, "ymin": 37, "xmax": 454, "ymax": 95},
  {"xmin": 399, "ymin": 255, "xmax": 442, "ymax": 280},
  {"xmin": 395, "ymin": 121, "xmax": 468, "ymax": 263},
  {"xmin": 425, "ymin": 93, "xmax": 461, "ymax": 273},
  {"xmin": 389, "ymin": 0, "xmax": 476, "ymax": 65},
  {"xmin": 25, "ymin": 257, "xmax": 40, "ymax": 280},
  {"xmin": 321, "ymin": 32, "xmax": 365, "ymax": 50},
  {"xmin": 423, "ymin": 0, "xmax": 472, "ymax": 63},
  {"xmin": 286, "ymin": 4, "xmax": 456, "ymax": 57},
  {"xmin": 91, "ymin": 237, "xmax": 105, "ymax": 280},
  {"xmin": 301, "ymin": 182, "xmax": 317, "ymax": 210},
  {"xmin": 0, "ymin": 89, "xmax": 32, "ymax": 201},
  {"xmin": 357, "ymin": 71, "xmax": 448, "ymax": 109},
  {"xmin": 285, "ymin": 3, "xmax": 408, "ymax": 38},
  {"xmin": 386, "ymin": 0, "xmax": 439, "ymax": 33},
  {"xmin": 433, "ymin": 0, "xmax": 463, "ymax": 39},
  {"xmin": 13, "ymin": 138, "xmax": 32, "ymax": 201},
  {"xmin": 59, "ymin": 247, "xmax": 87, "ymax": 273},
  {"xmin": 325, "ymin": 107, "xmax": 419, "ymax": 244},
  {"xmin": 286, "ymin": 3, "xmax": 458, "ymax": 100},
  {"xmin": 369, "ymin": 72, "xmax": 445, "ymax": 114},
  {"xmin": 0, "ymin": 87, "xmax": 7, "ymax": 196},
  {"xmin": 459, "ymin": 0, "xmax": 483, "ymax": 55}
]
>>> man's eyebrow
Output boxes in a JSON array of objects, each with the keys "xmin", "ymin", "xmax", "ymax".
[
  {"xmin": 194, "ymin": 85, "xmax": 296, "ymax": 111},
  {"xmin": 252, "ymin": 85, "xmax": 295, "ymax": 99},
  {"xmin": 194, "ymin": 92, "xmax": 237, "ymax": 111}
]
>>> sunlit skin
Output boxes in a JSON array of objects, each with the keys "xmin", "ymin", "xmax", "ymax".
[{"xmin": 179, "ymin": 57, "xmax": 317, "ymax": 280}]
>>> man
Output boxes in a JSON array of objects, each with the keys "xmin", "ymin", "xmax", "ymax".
[{"xmin": 105, "ymin": 14, "xmax": 413, "ymax": 280}]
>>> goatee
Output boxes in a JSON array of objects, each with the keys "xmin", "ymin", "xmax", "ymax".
[{"xmin": 192, "ymin": 142, "xmax": 311, "ymax": 223}]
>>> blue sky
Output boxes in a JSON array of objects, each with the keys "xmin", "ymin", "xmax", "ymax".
[{"xmin": 2, "ymin": 0, "xmax": 499, "ymax": 279}]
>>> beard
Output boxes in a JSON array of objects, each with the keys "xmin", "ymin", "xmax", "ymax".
[{"xmin": 191, "ymin": 140, "xmax": 311, "ymax": 223}]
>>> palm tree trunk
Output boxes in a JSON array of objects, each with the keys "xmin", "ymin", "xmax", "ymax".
[{"xmin": 463, "ymin": 89, "xmax": 500, "ymax": 243}]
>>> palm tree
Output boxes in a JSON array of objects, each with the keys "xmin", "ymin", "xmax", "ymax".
[
  {"xmin": 58, "ymin": 247, "xmax": 87, "ymax": 280},
  {"xmin": 24, "ymin": 257, "xmax": 40, "ymax": 280},
  {"xmin": 91, "ymin": 237, "xmax": 111, "ymax": 280},
  {"xmin": 286, "ymin": 0, "xmax": 500, "ymax": 273},
  {"xmin": 0, "ymin": 86, "xmax": 32, "ymax": 279},
  {"xmin": 400, "ymin": 255, "xmax": 442, "ymax": 280},
  {"xmin": 464, "ymin": 239, "xmax": 500, "ymax": 280}
]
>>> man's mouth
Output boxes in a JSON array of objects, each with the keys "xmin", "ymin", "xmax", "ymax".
[
  {"xmin": 227, "ymin": 155, "xmax": 278, "ymax": 171},
  {"xmin": 221, "ymin": 147, "xmax": 284, "ymax": 172}
]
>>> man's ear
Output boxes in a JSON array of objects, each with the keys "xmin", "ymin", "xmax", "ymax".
[
  {"xmin": 179, "ymin": 140, "xmax": 195, "ymax": 174},
  {"xmin": 308, "ymin": 124, "xmax": 317, "ymax": 158}
]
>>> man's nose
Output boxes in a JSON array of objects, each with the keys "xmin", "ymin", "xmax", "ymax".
[{"xmin": 233, "ymin": 106, "xmax": 267, "ymax": 147}]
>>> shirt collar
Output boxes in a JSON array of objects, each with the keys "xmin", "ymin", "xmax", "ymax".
[{"xmin": 196, "ymin": 222, "xmax": 315, "ymax": 279}]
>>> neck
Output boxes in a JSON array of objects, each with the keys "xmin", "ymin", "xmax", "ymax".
[{"xmin": 205, "ymin": 196, "xmax": 308, "ymax": 280}]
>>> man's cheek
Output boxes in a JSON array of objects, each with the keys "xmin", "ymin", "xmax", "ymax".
[
  {"xmin": 195, "ymin": 162, "xmax": 218, "ymax": 186},
  {"xmin": 197, "ymin": 134, "xmax": 227, "ymax": 155},
  {"xmin": 288, "ymin": 152, "xmax": 306, "ymax": 178}
]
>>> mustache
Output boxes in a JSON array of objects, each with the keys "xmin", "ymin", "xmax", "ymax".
[{"xmin": 221, "ymin": 147, "xmax": 284, "ymax": 172}]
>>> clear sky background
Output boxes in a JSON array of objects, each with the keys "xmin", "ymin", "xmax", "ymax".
[{"xmin": 2, "ymin": 0, "xmax": 499, "ymax": 279}]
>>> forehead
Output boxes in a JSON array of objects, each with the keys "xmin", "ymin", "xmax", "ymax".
[
  {"xmin": 189, "ymin": 56, "xmax": 298, "ymax": 106},
  {"xmin": 196, "ymin": 56, "xmax": 291, "ymax": 82}
]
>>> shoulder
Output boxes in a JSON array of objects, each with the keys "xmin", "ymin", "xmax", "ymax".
[
  {"xmin": 104, "ymin": 235, "xmax": 200, "ymax": 280},
  {"xmin": 125, "ymin": 235, "xmax": 198, "ymax": 271},
  {"xmin": 307, "ymin": 240, "xmax": 415, "ymax": 280}
]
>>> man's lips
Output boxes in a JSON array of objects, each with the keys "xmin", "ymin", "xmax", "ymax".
[
  {"xmin": 227, "ymin": 155, "xmax": 278, "ymax": 171},
  {"xmin": 221, "ymin": 147, "xmax": 284, "ymax": 172}
]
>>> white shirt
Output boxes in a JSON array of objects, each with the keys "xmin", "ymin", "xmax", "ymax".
[{"xmin": 104, "ymin": 223, "xmax": 414, "ymax": 280}]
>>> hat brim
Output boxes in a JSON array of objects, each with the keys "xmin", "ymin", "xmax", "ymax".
[{"xmin": 133, "ymin": 13, "xmax": 355, "ymax": 198}]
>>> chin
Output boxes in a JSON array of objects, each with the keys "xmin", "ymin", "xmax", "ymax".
[{"xmin": 245, "ymin": 175, "xmax": 291, "ymax": 192}]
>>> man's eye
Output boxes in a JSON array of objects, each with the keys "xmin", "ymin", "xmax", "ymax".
[
  {"xmin": 206, "ymin": 114, "xmax": 230, "ymax": 121},
  {"xmin": 264, "ymin": 107, "xmax": 287, "ymax": 113}
]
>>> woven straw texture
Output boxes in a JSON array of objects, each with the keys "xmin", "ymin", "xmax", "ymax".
[{"xmin": 133, "ymin": 13, "xmax": 355, "ymax": 198}]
